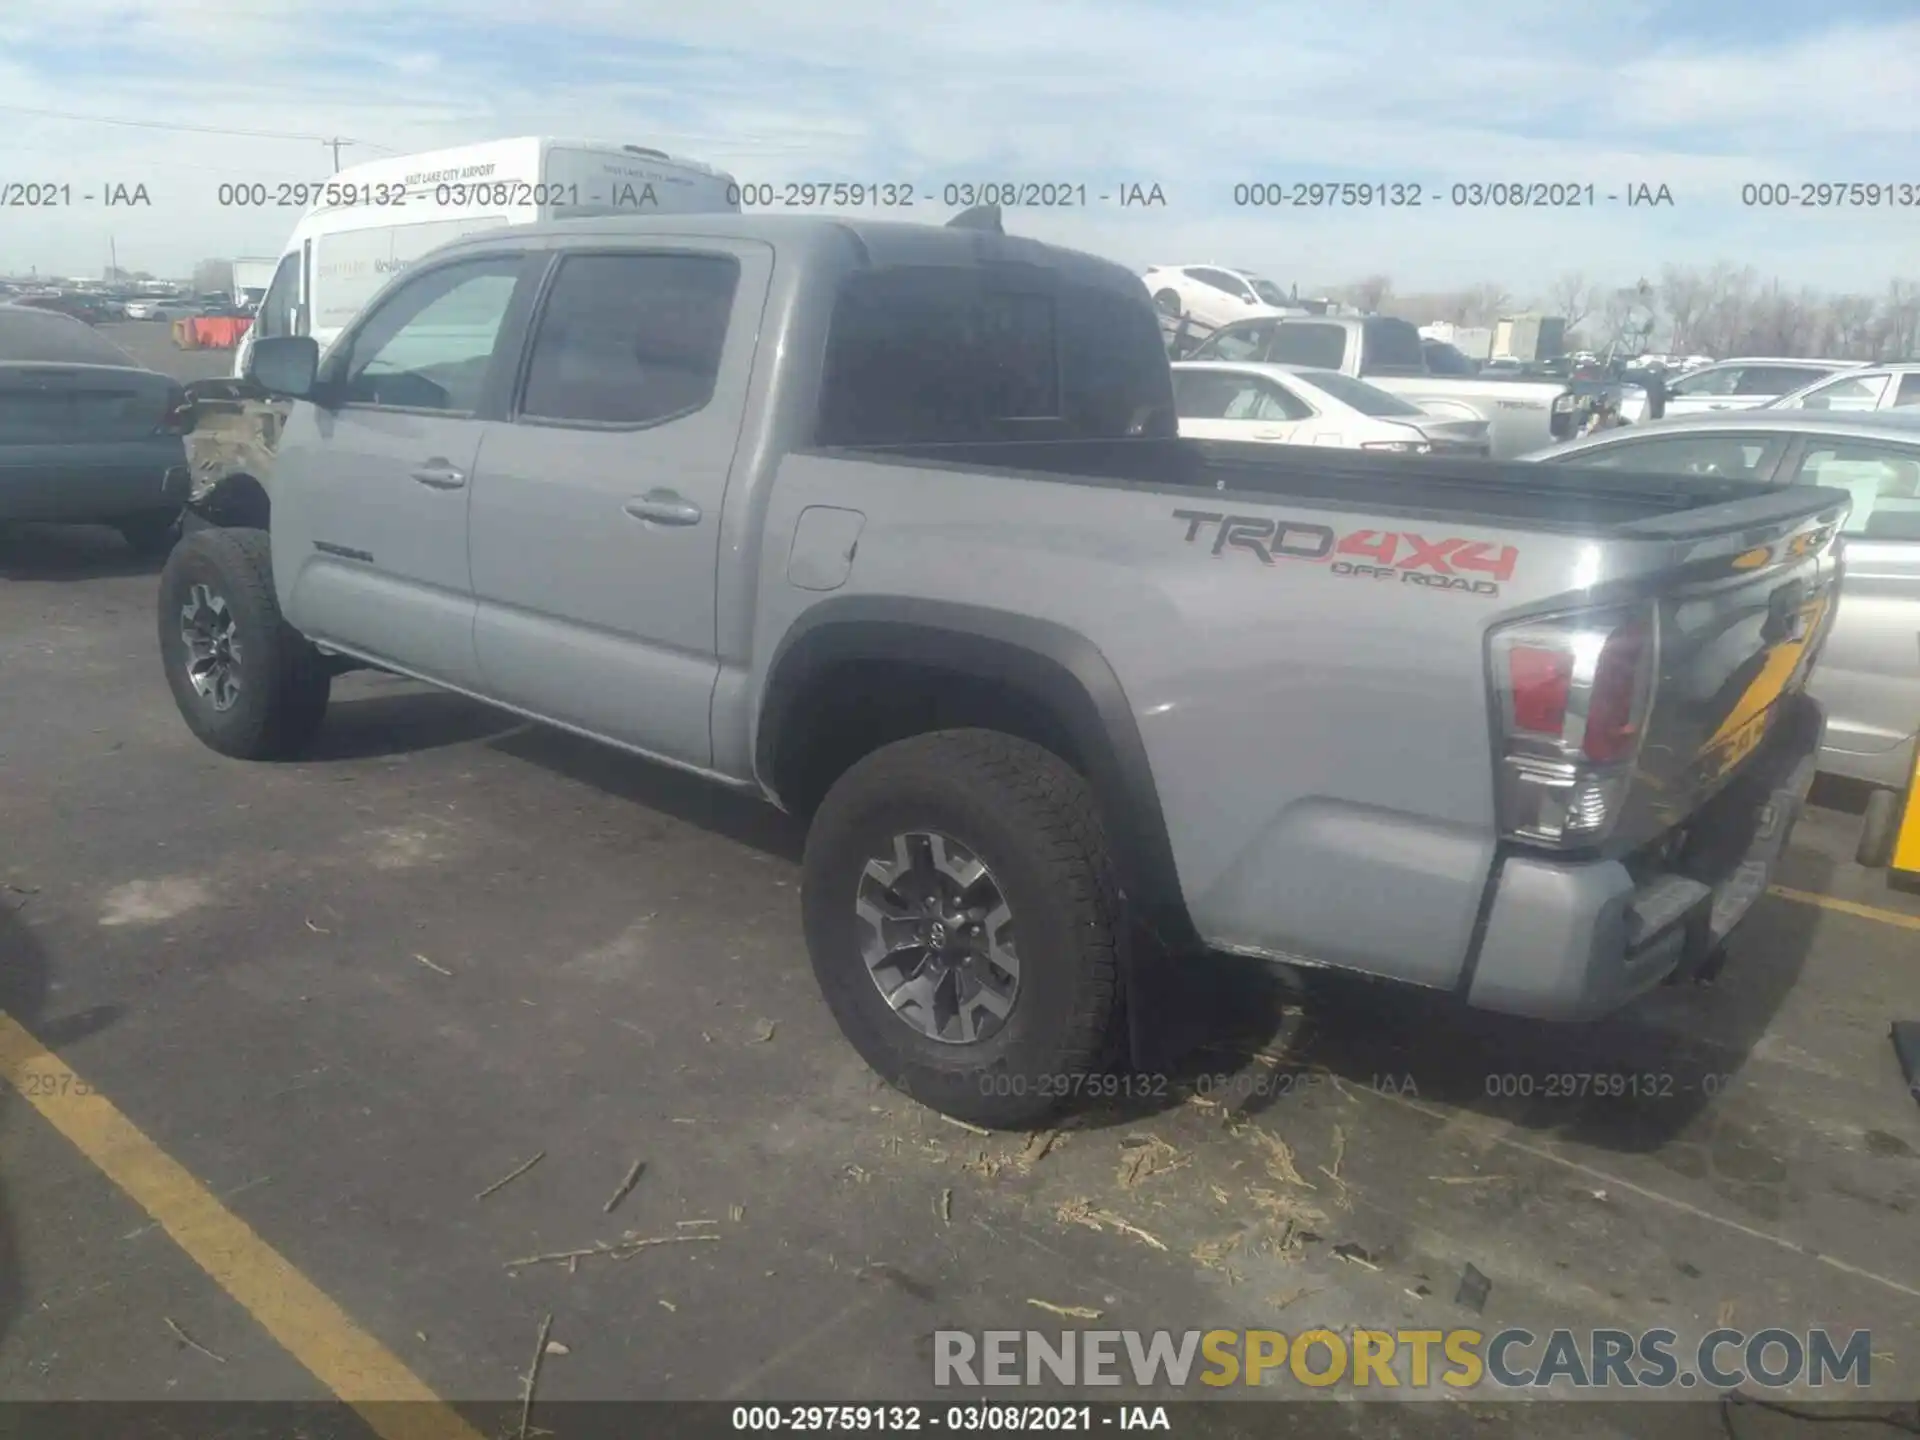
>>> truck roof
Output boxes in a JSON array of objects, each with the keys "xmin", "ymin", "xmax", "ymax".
[{"xmin": 434, "ymin": 211, "xmax": 1150, "ymax": 294}]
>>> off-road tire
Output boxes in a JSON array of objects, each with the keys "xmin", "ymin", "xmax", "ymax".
[
  {"xmin": 1857, "ymin": 787, "xmax": 1902, "ymax": 869},
  {"xmin": 158, "ymin": 526, "xmax": 330, "ymax": 759},
  {"xmin": 117, "ymin": 510, "xmax": 182, "ymax": 557},
  {"xmin": 801, "ymin": 729, "xmax": 1123, "ymax": 1129}
]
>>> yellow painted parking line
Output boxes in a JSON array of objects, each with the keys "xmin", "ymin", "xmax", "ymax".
[
  {"xmin": 1768, "ymin": 884, "xmax": 1920, "ymax": 933},
  {"xmin": 0, "ymin": 1011, "xmax": 483, "ymax": 1440}
]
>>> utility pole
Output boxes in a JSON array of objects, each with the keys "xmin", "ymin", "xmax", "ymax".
[
  {"xmin": 108, "ymin": 234, "xmax": 118, "ymax": 281},
  {"xmin": 322, "ymin": 138, "xmax": 356, "ymax": 173}
]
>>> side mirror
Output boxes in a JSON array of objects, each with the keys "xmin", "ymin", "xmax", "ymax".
[{"xmin": 248, "ymin": 335, "xmax": 322, "ymax": 400}]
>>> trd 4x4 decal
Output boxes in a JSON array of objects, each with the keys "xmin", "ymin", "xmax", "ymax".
[{"xmin": 1171, "ymin": 509, "xmax": 1517, "ymax": 597}]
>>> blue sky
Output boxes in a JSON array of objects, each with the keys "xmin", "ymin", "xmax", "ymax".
[{"xmin": 2, "ymin": 0, "xmax": 1917, "ymax": 301}]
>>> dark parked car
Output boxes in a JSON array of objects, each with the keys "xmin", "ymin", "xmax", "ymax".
[
  {"xmin": 11, "ymin": 293, "xmax": 121, "ymax": 326},
  {"xmin": 0, "ymin": 304, "xmax": 194, "ymax": 554}
]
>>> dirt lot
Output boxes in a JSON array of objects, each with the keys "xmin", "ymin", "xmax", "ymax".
[{"xmin": 2, "ymin": 408, "xmax": 1918, "ymax": 1432}]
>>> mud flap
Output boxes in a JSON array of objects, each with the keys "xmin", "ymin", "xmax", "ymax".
[{"xmin": 1120, "ymin": 923, "xmax": 1271, "ymax": 1078}]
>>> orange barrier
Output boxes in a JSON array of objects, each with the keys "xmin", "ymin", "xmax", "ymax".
[
  {"xmin": 171, "ymin": 318, "xmax": 198, "ymax": 350},
  {"xmin": 187, "ymin": 316, "xmax": 251, "ymax": 350}
]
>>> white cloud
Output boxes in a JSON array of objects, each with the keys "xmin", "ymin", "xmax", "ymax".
[{"xmin": 1, "ymin": 0, "xmax": 1916, "ymax": 298}]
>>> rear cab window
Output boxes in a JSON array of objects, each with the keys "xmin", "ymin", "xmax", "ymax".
[{"xmin": 815, "ymin": 265, "xmax": 1173, "ymax": 445}]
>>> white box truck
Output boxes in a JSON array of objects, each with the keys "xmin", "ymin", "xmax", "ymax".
[{"xmin": 233, "ymin": 137, "xmax": 740, "ymax": 379}]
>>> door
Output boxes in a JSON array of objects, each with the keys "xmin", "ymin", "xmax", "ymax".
[
  {"xmin": 271, "ymin": 251, "xmax": 533, "ymax": 690},
  {"xmin": 469, "ymin": 243, "xmax": 771, "ymax": 769},
  {"xmin": 1781, "ymin": 437, "xmax": 1920, "ymax": 777},
  {"xmin": 1173, "ymin": 369, "xmax": 1313, "ymax": 442}
]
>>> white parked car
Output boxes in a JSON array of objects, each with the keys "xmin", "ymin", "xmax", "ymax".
[
  {"xmin": 123, "ymin": 296, "xmax": 200, "ymax": 321},
  {"xmin": 1764, "ymin": 362, "xmax": 1920, "ymax": 415},
  {"xmin": 1142, "ymin": 264, "xmax": 1299, "ymax": 329},
  {"xmin": 1171, "ymin": 361, "xmax": 1492, "ymax": 455},
  {"xmin": 1660, "ymin": 356, "xmax": 1862, "ymax": 416}
]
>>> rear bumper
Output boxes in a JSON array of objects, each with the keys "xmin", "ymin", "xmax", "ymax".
[
  {"xmin": 0, "ymin": 441, "xmax": 191, "ymax": 521},
  {"xmin": 1465, "ymin": 693, "xmax": 1824, "ymax": 1020}
]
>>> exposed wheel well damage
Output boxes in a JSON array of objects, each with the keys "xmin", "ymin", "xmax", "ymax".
[{"xmin": 193, "ymin": 474, "xmax": 271, "ymax": 531}]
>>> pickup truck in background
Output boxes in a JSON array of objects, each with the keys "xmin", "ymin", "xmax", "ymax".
[
  {"xmin": 1184, "ymin": 313, "xmax": 1582, "ymax": 457},
  {"xmin": 159, "ymin": 211, "xmax": 1848, "ymax": 1128}
]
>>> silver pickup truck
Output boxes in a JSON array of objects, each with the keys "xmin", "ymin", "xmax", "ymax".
[
  {"xmin": 1185, "ymin": 314, "xmax": 1582, "ymax": 458},
  {"xmin": 157, "ymin": 212, "xmax": 1848, "ymax": 1128}
]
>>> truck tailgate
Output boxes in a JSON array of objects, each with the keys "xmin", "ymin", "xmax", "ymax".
[{"xmin": 1608, "ymin": 492, "xmax": 1847, "ymax": 849}]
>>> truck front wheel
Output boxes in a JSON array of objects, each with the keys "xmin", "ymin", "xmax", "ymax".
[
  {"xmin": 157, "ymin": 527, "xmax": 330, "ymax": 760},
  {"xmin": 801, "ymin": 729, "xmax": 1123, "ymax": 1128}
]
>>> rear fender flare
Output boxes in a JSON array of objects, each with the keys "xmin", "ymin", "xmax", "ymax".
[{"xmin": 757, "ymin": 596, "xmax": 1198, "ymax": 951}]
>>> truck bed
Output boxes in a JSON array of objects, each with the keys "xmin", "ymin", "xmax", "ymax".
[{"xmin": 831, "ymin": 436, "xmax": 1844, "ymax": 538}]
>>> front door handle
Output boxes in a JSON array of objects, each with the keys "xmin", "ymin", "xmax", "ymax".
[
  {"xmin": 624, "ymin": 490, "xmax": 703, "ymax": 526},
  {"xmin": 410, "ymin": 460, "xmax": 466, "ymax": 490}
]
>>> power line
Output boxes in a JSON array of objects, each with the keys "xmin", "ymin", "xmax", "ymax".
[{"xmin": 0, "ymin": 104, "xmax": 396, "ymax": 152}]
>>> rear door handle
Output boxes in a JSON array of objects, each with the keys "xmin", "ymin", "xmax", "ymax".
[
  {"xmin": 410, "ymin": 460, "xmax": 466, "ymax": 490},
  {"xmin": 1253, "ymin": 428, "xmax": 1293, "ymax": 440},
  {"xmin": 624, "ymin": 490, "xmax": 703, "ymax": 526}
]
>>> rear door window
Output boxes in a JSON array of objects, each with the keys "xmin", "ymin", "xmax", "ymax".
[
  {"xmin": 1265, "ymin": 323, "xmax": 1348, "ymax": 370},
  {"xmin": 1173, "ymin": 371, "xmax": 1248, "ymax": 419},
  {"xmin": 1357, "ymin": 317, "xmax": 1426, "ymax": 373},
  {"xmin": 1892, "ymin": 373, "xmax": 1920, "ymax": 410},
  {"xmin": 1670, "ymin": 365, "xmax": 1741, "ymax": 397},
  {"xmin": 1735, "ymin": 365, "xmax": 1833, "ymax": 396},
  {"xmin": 518, "ymin": 252, "xmax": 740, "ymax": 427},
  {"xmin": 1193, "ymin": 321, "xmax": 1273, "ymax": 362}
]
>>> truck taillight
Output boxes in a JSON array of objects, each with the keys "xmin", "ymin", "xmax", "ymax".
[{"xmin": 1490, "ymin": 605, "xmax": 1658, "ymax": 846}]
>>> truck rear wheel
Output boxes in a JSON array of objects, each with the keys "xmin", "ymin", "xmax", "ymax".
[
  {"xmin": 801, "ymin": 729, "xmax": 1122, "ymax": 1129},
  {"xmin": 158, "ymin": 527, "xmax": 330, "ymax": 760}
]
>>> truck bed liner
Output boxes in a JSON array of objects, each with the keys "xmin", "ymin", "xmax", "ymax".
[{"xmin": 829, "ymin": 437, "xmax": 1847, "ymax": 539}]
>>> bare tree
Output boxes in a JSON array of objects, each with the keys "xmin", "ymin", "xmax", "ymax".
[
  {"xmin": 1455, "ymin": 282, "xmax": 1513, "ymax": 327},
  {"xmin": 1545, "ymin": 272, "xmax": 1593, "ymax": 331},
  {"xmin": 1347, "ymin": 273, "xmax": 1393, "ymax": 314}
]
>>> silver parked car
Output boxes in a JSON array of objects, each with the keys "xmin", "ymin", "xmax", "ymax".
[
  {"xmin": 1660, "ymin": 356, "xmax": 1863, "ymax": 417},
  {"xmin": 1765, "ymin": 362, "xmax": 1920, "ymax": 416},
  {"xmin": 1524, "ymin": 409, "xmax": 1920, "ymax": 862}
]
